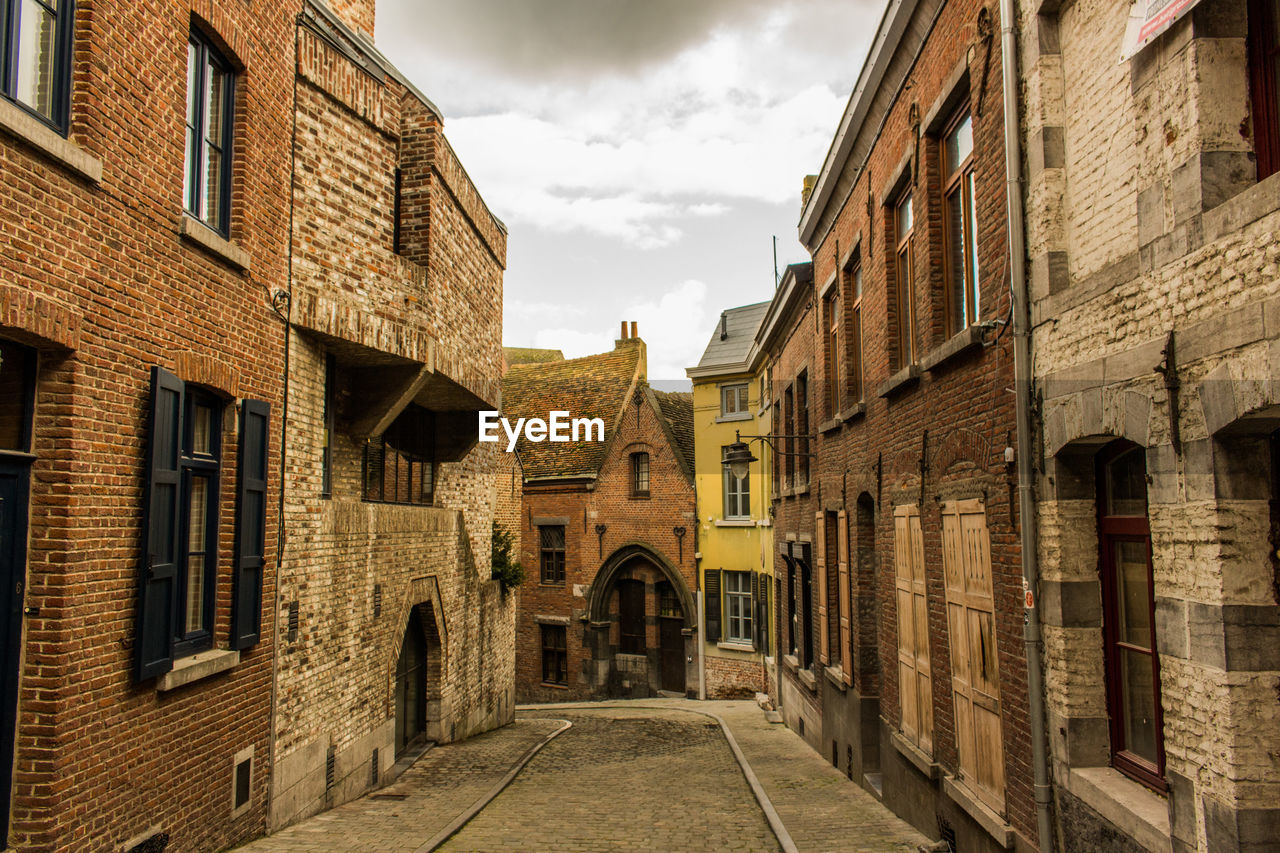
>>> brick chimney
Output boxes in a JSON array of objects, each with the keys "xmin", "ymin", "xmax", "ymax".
[{"xmin": 325, "ymin": 0, "xmax": 376, "ymax": 39}]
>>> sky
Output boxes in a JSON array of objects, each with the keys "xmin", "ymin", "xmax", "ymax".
[{"xmin": 375, "ymin": 0, "xmax": 884, "ymax": 383}]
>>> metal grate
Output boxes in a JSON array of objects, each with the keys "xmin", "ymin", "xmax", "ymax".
[
  {"xmin": 326, "ymin": 746, "xmax": 336, "ymax": 790},
  {"xmin": 124, "ymin": 832, "xmax": 169, "ymax": 853},
  {"xmin": 287, "ymin": 602, "xmax": 299, "ymax": 642},
  {"xmin": 370, "ymin": 748, "xmax": 379, "ymax": 786},
  {"xmin": 936, "ymin": 815, "xmax": 957, "ymax": 852},
  {"xmin": 373, "ymin": 584, "xmax": 382, "ymax": 618}
]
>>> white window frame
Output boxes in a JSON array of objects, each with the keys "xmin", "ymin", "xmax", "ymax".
[
  {"xmin": 720, "ymin": 383, "xmax": 749, "ymax": 418},
  {"xmin": 724, "ymin": 571, "xmax": 753, "ymax": 644},
  {"xmin": 722, "ymin": 446, "xmax": 750, "ymax": 519}
]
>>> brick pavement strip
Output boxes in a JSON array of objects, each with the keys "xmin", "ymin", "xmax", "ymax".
[{"xmin": 237, "ymin": 719, "xmax": 564, "ymax": 853}]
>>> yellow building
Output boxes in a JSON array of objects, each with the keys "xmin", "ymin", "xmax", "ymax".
[{"xmin": 686, "ymin": 302, "xmax": 774, "ymax": 699}]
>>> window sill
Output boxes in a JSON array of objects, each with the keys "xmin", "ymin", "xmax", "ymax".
[
  {"xmin": 534, "ymin": 614, "xmax": 570, "ymax": 625},
  {"xmin": 157, "ymin": 648, "xmax": 239, "ymax": 692},
  {"xmin": 178, "ymin": 215, "xmax": 251, "ymax": 272},
  {"xmin": 889, "ymin": 730, "xmax": 940, "ymax": 780},
  {"xmin": 540, "ymin": 682, "xmax": 570, "ymax": 690},
  {"xmin": 818, "ymin": 417, "xmax": 842, "ymax": 434},
  {"xmin": 823, "ymin": 665, "xmax": 847, "ymax": 692},
  {"xmin": 715, "ymin": 412, "xmax": 752, "ymax": 423},
  {"xmin": 797, "ymin": 666, "xmax": 817, "ymax": 692},
  {"xmin": 717, "ymin": 641, "xmax": 756, "ymax": 653},
  {"xmin": 628, "ymin": 493, "xmax": 651, "ymax": 500},
  {"xmin": 942, "ymin": 775, "xmax": 1014, "ymax": 849},
  {"xmin": 877, "ymin": 364, "xmax": 922, "ymax": 398},
  {"xmin": 538, "ymin": 581, "xmax": 567, "ymax": 588},
  {"xmin": 922, "ymin": 325, "xmax": 985, "ymax": 373},
  {"xmin": 714, "ymin": 519, "xmax": 755, "ymax": 527},
  {"xmin": 0, "ymin": 97, "xmax": 102, "ymax": 183},
  {"xmin": 840, "ymin": 402, "xmax": 866, "ymax": 423},
  {"xmin": 1064, "ymin": 767, "xmax": 1169, "ymax": 852}
]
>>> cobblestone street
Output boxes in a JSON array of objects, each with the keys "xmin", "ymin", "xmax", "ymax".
[{"xmin": 239, "ymin": 700, "xmax": 927, "ymax": 852}]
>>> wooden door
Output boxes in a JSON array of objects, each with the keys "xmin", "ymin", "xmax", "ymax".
[
  {"xmin": 942, "ymin": 500, "xmax": 1004, "ymax": 812},
  {"xmin": 894, "ymin": 504, "xmax": 932, "ymax": 754},
  {"xmin": 0, "ymin": 460, "xmax": 30, "ymax": 845},
  {"xmin": 618, "ymin": 579, "xmax": 645, "ymax": 654},
  {"xmin": 395, "ymin": 608, "xmax": 428, "ymax": 755},
  {"xmin": 659, "ymin": 618, "xmax": 685, "ymax": 693}
]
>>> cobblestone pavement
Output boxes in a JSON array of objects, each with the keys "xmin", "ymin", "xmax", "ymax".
[
  {"xmin": 439, "ymin": 708, "xmax": 779, "ymax": 853},
  {"xmin": 239, "ymin": 700, "xmax": 929, "ymax": 852},
  {"xmin": 236, "ymin": 719, "xmax": 563, "ymax": 853}
]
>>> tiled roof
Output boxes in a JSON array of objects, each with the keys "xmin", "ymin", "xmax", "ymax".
[
  {"xmin": 501, "ymin": 344, "xmax": 642, "ymax": 478},
  {"xmin": 694, "ymin": 300, "xmax": 770, "ymax": 371},
  {"xmin": 652, "ymin": 388, "xmax": 694, "ymax": 477},
  {"xmin": 504, "ymin": 347, "xmax": 565, "ymax": 366}
]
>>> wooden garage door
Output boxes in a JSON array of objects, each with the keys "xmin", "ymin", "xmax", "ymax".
[{"xmin": 941, "ymin": 499, "xmax": 1005, "ymax": 813}]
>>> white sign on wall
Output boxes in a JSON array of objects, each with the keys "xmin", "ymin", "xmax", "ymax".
[{"xmin": 1120, "ymin": 0, "xmax": 1206, "ymax": 61}]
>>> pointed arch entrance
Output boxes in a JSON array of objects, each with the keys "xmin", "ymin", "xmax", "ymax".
[{"xmin": 586, "ymin": 544, "xmax": 694, "ymax": 698}]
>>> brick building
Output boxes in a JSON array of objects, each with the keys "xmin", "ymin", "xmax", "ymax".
[
  {"xmin": 269, "ymin": 0, "xmax": 514, "ymax": 830},
  {"xmin": 504, "ymin": 328, "xmax": 698, "ymax": 703},
  {"xmin": 765, "ymin": 0, "xmax": 1039, "ymax": 847},
  {"xmin": 687, "ymin": 303, "xmax": 776, "ymax": 700},
  {"xmin": 0, "ymin": 0, "xmax": 295, "ymax": 848},
  {"xmin": 1016, "ymin": 1, "xmax": 1280, "ymax": 850}
]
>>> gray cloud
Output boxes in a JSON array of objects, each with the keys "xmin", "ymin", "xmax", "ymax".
[{"xmin": 378, "ymin": 0, "xmax": 782, "ymax": 77}]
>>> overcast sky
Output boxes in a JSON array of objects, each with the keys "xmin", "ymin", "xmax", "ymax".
[{"xmin": 375, "ymin": 0, "xmax": 883, "ymax": 382}]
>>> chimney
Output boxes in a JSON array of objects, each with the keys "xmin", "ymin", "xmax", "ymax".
[
  {"xmin": 620, "ymin": 321, "xmax": 628, "ymax": 340},
  {"xmin": 630, "ymin": 321, "xmax": 638, "ymax": 339},
  {"xmin": 719, "ymin": 311, "xmax": 729, "ymax": 340},
  {"xmin": 801, "ymin": 174, "xmax": 818, "ymax": 210}
]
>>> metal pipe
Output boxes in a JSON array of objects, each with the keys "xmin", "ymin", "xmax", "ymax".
[
  {"xmin": 997, "ymin": 1, "xmax": 1055, "ymax": 849},
  {"xmin": 697, "ymin": 589, "xmax": 707, "ymax": 700}
]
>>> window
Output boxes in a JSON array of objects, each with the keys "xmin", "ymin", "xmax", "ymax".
[
  {"xmin": 824, "ymin": 289, "xmax": 841, "ymax": 419},
  {"xmin": 720, "ymin": 383, "xmax": 748, "ymax": 417},
  {"xmin": 321, "ymin": 354, "xmax": 335, "ymax": 497},
  {"xmin": 177, "ymin": 390, "xmax": 221, "ymax": 658},
  {"xmin": 893, "ymin": 189, "xmax": 917, "ymax": 368},
  {"xmin": 631, "ymin": 451, "xmax": 650, "ymax": 497},
  {"xmin": 782, "ymin": 385, "xmax": 795, "ymax": 490},
  {"xmin": 362, "ymin": 405, "xmax": 434, "ymax": 505},
  {"xmin": 796, "ymin": 371, "xmax": 809, "ymax": 489},
  {"xmin": 846, "ymin": 260, "xmax": 864, "ymax": 403},
  {"xmin": 771, "ymin": 400, "xmax": 780, "ymax": 494},
  {"xmin": 541, "ymin": 624, "xmax": 567, "ymax": 685},
  {"xmin": 137, "ymin": 367, "xmax": 269, "ymax": 678},
  {"xmin": 722, "ymin": 445, "xmax": 750, "ymax": 519},
  {"xmin": 725, "ymin": 571, "xmax": 753, "ymax": 644},
  {"xmin": 1098, "ymin": 443, "xmax": 1164, "ymax": 790},
  {"xmin": 0, "ymin": 337, "xmax": 35, "ymax": 452},
  {"xmin": 941, "ymin": 500, "xmax": 1005, "ymax": 812},
  {"xmin": 539, "ymin": 525, "xmax": 565, "ymax": 584},
  {"xmin": 894, "ymin": 503, "xmax": 932, "ymax": 754},
  {"xmin": 1249, "ymin": 0, "xmax": 1280, "ymax": 179},
  {"xmin": 942, "ymin": 108, "xmax": 980, "ymax": 335},
  {"xmin": 185, "ymin": 30, "xmax": 235, "ymax": 235},
  {"xmin": 0, "ymin": 0, "xmax": 75, "ymax": 131},
  {"xmin": 785, "ymin": 558, "xmax": 797, "ymax": 656}
]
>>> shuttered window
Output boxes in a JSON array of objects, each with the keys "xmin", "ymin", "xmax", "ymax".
[
  {"xmin": 724, "ymin": 571, "xmax": 753, "ymax": 644},
  {"xmin": 756, "ymin": 573, "xmax": 771, "ymax": 655},
  {"xmin": 837, "ymin": 509, "xmax": 851, "ymax": 684},
  {"xmin": 893, "ymin": 503, "xmax": 932, "ymax": 754},
  {"xmin": 941, "ymin": 500, "xmax": 1004, "ymax": 812},
  {"xmin": 231, "ymin": 399, "xmax": 270, "ymax": 650},
  {"xmin": 816, "ymin": 511, "xmax": 829, "ymax": 665},
  {"xmin": 704, "ymin": 569, "xmax": 721, "ymax": 643}
]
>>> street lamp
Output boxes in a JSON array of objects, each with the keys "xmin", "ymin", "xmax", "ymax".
[{"xmin": 721, "ymin": 429, "xmax": 815, "ymax": 480}]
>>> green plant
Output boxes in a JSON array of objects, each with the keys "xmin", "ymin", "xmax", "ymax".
[{"xmin": 491, "ymin": 520, "xmax": 524, "ymax": 590}]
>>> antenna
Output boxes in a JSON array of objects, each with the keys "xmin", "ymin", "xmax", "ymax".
[{"xmin": 773, "ymin": 236, "xmax": 779, "ymax": 288}]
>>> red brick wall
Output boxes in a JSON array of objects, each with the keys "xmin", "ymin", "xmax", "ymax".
[
  {"xmin": 774, "ymin": 0, "xmax": 1032, "ymax": 843},
  {"xmin": 515, "ymin": 381, "xmax": 697, "ymax": 702},
  {"xmin": 0, "ymin": 0, "xmax": 296, "ymax": 849}
]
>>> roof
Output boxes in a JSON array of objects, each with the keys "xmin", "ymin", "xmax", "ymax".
[
  {"xmin": 501, "ymin": 344, "xmax": 643, "ymax": 479},
  {"xmin": 691, "ymin": 301, "xmax": 771, "ymax": 374},
  {"xmin": 504, "ymin": 347, "xmax": 565, "ymax": 366},
  {"xmin": 756, "ymin": 263, "xmax": 814, "ymax": 354},
  {"xmin": 652, "ymin": 389, "xmax": 694, "ymax": 477}
]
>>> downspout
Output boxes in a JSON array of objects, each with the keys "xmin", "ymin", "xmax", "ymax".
[{"xmin": 997, "ymin": 1, "xmax": 1055, "ymax": 850}]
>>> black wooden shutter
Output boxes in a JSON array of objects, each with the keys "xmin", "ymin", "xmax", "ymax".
[
  {"xmin": 704, "ymin": 569, "xmax": 721, "ymax": 643},
  {"xmin": 757, "ymin": 573, "xmax": 770, "ymax": 655},
  {"xmin": 136, "ymin": 367, "xmax": 183, "ymax": 680},
  {"xmin": 231, "ymin": 399, "xmax": 270, "ymax": 650}
]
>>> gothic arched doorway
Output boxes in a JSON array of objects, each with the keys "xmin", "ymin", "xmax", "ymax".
[{"xmin": 395, "ymin": 607, "xmax": 429, "ymax": 755}]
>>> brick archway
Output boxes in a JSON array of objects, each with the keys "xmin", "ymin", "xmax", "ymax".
[{"xmin": 587, "ymin": 543, "xmax": 694, "ymax": 630}]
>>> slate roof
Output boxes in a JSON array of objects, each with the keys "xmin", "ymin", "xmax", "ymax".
[
  {"xmin": 504, "ymin": 347, "xmax": 565, "ymax": 366},
  {"xmin": 694, "ymin": 300, "xmax": 770, "ymax": 371},
  {"xmin": 652, "ymin": 389, "xmax": 694, "ymax": 477},
  {"xmin": 501, "ymin": 344, "xmax": 642, "ymax": 478}
]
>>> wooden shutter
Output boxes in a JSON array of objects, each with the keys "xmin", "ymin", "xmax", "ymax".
[
  {"xmin": 756, "ymin": 573, "xmax": 770, "ymax": 655},
  {"xmin": 704, "ymin": 569, "xmax": 721, "ymax": 643},
  {"xmin": 942, "ymin": 500, "xmax": 1004, "ymax": 812},
  {"xmin": 837, "ymin": 509, "xmax": 851, "ymax": 684},
  {"xmin": 816, "ymin": 511, "xmax": 828, "ymax": 666},
  {"xmin": 894, "ymin": 503, "xmax": 932, "ymax": 754},
  {"xmin": 136, "ymin": 367, "xmax": 183, "ymax": 680},
  {"xmin": 231, "ymin": 399, "xmax": 271, "ymax": 650}
]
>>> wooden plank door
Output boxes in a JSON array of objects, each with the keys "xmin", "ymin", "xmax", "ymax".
[{"xmin": 894, "ymin": 504, "xmax": 932, "ymax": 754}]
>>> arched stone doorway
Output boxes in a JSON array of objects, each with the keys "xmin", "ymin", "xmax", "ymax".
[
  {"xmin": 586, "ymin": 545, "xmax": 694, "ymax": 699},
  {"xmin": 393, "ymin": 601, "xmax": 442, "ymax": 756}
]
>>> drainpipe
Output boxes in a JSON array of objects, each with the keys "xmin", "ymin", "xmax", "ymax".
[
  {"xmin": 998, "ymin": 1, "xmax": 1055, "ymax": 850},
  {"xmin": 697, "ymin": 589, "xmax": 706, "ymax": 700}
]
